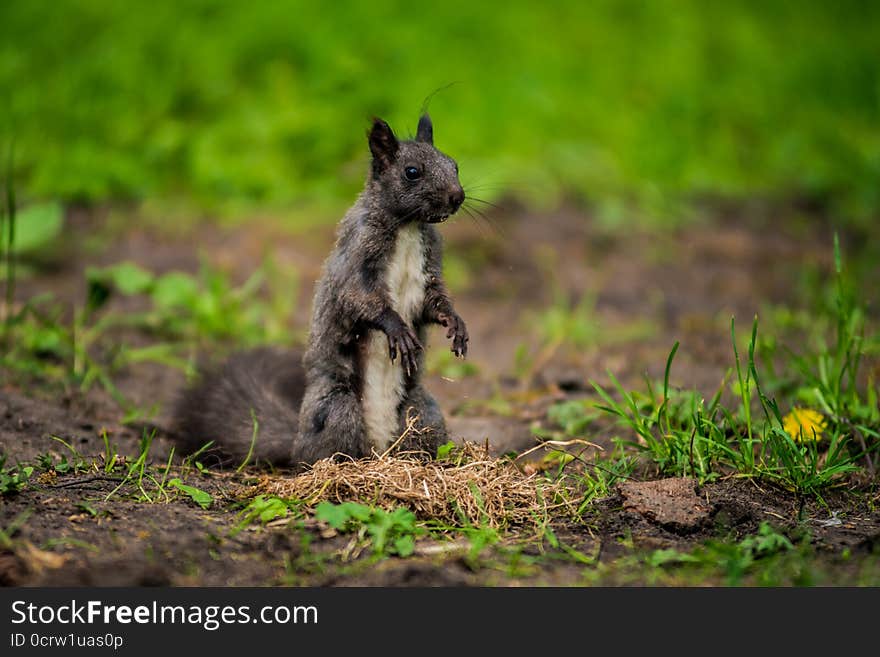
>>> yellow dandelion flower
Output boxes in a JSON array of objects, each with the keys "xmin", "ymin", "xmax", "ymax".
[{"xmin": 782, "ymin": 407, "xmax": 827, "ymax": 442}]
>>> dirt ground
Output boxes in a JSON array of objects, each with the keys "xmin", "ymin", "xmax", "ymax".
[{"xmin": 1, "ymin": 201, "xmax": 879, "ymax": 586}]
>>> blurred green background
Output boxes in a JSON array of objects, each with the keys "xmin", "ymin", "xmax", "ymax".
[{"xmin": 1, "ymin": 0, "xmax": 878, "ymax": 225}]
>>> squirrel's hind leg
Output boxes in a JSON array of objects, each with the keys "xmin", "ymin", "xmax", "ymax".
[
  {"xmin": 295, "ymin": 382, "xmax": 369, "ymax": 466},
  {"xmin": 398, "ymin": 385, "xmax": 448, "ymax": 458}
]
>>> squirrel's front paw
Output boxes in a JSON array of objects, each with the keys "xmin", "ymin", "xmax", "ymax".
[
  {"xmin": 438, "ymin": 312, "xmax": 469, "ymax": 358},
  {"xmin": 386, "ymin": 323, "xmax": 423, "ymax": 376}
]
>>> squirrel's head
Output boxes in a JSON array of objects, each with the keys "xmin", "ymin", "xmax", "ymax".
[{"xmin": 367, "ymin": 114, "xmax": 464, "ymax": 224}]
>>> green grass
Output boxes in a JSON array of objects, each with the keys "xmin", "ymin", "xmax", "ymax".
[
  {"xmin": 0, "ymin": 423, "xmax": 215, "ymax": 510},
  {"xmin": 540, "ymin": 235, "xmax": 879, "ymax": 498},
  {"xmin": 583, "ymin": 314, "xmax": 870, "ymax": 496},
  {"xmin": 1, "ymin": 1, "xmax": 878, "ymax": 224}
]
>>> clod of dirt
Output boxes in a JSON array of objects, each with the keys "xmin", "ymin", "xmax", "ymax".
[{"xmin": 618, "ymin": 477, "xmax": 712, "ymax": 534}]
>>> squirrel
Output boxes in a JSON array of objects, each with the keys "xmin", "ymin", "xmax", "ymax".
[{"xmin": 171, "ymin": 114, "xmax": 468, "ymax": 469}]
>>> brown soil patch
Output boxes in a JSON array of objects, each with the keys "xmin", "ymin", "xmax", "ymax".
[{"xmin": 618, "ymin": 477, "xmax": 712, "ymax": 533}]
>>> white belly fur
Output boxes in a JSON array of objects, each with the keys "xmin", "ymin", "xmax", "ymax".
[{"xmin": 362, "ymin": 223, "xmax": 427, "ymax": 451}]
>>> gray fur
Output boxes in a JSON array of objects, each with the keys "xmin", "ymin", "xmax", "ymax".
[{"xmin": 172, "ymin": 114, "xmax": 467, "ymax": 469}]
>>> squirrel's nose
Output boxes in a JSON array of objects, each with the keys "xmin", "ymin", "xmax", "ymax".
[{"xmin": 448, "ymin": 188, "xmax": 465, "ymax": 211}]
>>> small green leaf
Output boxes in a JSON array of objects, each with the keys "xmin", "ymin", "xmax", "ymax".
[
  {"xmin": 9, "ymin": 201, "xmax": 64, "ymax": 254},
  {"xmin": 22, "ymin": 325, "xmax": 66, "ymax": 356},
  {"xmin": 367, "ymin": 515, "xmax": 392, "ymax": 553},
  {"xmin": 258, "ymin": 498, "xmax": 291, "ymax": 523},
  {"xmin": 152, "ymin": 271, "xmax": 200, "ymax": 309},
  {"xmin": 168, "ymin": 478, "xmax": 212, "ymax": 509},
  {"xmin": 315, "ymin": 501, "xmax": 352, "ymax": 529},
  {"xmin": 341, "ymin": 501, "xmax": 372, "ymax": 522},
  {"xmin": 389, "ymin": 507, "xmax": 416, "ymax": 529},
  {"xmin": 1, "ymin": 465, "xmax": 33, "ymax": 496},
  {"xmin": 89, "ymin": 261, "xmax": 155, "ymax": 296},
  {"xmin": 394, "ymin": 534, "xmax": 415, "ymax": 557},
  {"xmin": 436, "ymin": 441, "xmax": 456, "ymax": 459}
]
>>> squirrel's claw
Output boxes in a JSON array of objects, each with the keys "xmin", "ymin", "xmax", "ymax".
[
  {"xmin": 441, "ymin": 312, "xmax": 468, "ymax": 358},
  {"xmin": 387, "ymin": 322, "xmax": 422, "ymax": 376}
]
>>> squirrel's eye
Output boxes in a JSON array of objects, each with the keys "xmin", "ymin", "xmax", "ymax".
[{"xmin": 404, "ymin": 166, "xmax": 421, "ymax": 181}]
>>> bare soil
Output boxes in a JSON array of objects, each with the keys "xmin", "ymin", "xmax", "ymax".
[{"xmin": 2, "ymin": 202, "xmax": 879, "ymax": 586}]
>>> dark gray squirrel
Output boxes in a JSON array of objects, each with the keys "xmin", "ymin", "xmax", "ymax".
[{"xmin": 172, "ymin": 114, "xmax": 468, "ymax": 468}]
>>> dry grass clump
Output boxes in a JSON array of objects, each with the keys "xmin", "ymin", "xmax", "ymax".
[{"xmin": 254, "ymin": 441, "xmax": 568, "ymax": 530}]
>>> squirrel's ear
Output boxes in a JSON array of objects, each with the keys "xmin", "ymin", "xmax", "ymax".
[
  {"xmin": 368, "ymin": 118, "xmax": 399, "ymax": 172},
  {"xmin": 416, "ymin": 114, "xmax": 433, "ymax": 145}
]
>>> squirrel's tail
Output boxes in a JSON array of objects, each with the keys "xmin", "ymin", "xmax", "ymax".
[{"xmin": 171, "ymin": 347, "xmax": 304, "ymax": 467}]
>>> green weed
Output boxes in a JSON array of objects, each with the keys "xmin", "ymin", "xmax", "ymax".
[
  {"xmin": 315, "ymin": 501, "xmax": 423, "ymax": 558},
  {"xmin": 180, "ymin": 441, "xmax": 216, "ymax": 478},
  {"xmin": 167, "ymin": 478, "xmax": 212, "ymax": 510},
  {"xmin": 730, "ymin": 318, "xmax": 760, "ymax": 473},
  {"xmin": 35, "ymin": 452, "xmax": 87, "ymax": 477},
  {"xmin": 100, "ymin": 429, "xmax": 124, "ymax": 474},
  {"xmin": 105, "ymin": 429, "xmax": 159, "ymax": 502},
  {"xmin": 0, "ymin": 455, "xmax": 33, "ymax": 497},
  {"xmin": 435, "ymin": 441, "xmax": 457, "ymax": 460},
  {"xmin": 529, "ymin": 400, "xmax": 636, "ymax": 510},
  {"xmin": 233, "ymin": 495, "xmax": 301, "ymax": 536},
  {"xmin": 544, "ymin": 400, "xmax": 601, "ymax": 438},
  {"xmin": 235, "ymin": 410, "xmax": 259, "ymax": 473}
]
